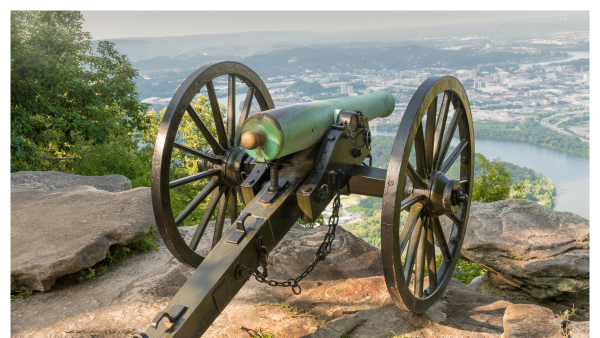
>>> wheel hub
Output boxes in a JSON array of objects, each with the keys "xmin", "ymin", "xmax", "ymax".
[
  {"xmin": 423, "ymin": 171, "xmax": 466, "ymax": 217},
  {"xmin": 221, "ymin": 146, "xmax": 247, "ymax": 187}
]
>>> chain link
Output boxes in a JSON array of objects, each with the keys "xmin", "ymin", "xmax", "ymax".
[{"xmin": 249, "ymin": 173, "xmax": 342, "ymax": 295}]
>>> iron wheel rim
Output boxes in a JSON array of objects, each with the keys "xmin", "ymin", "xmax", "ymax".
[
  {"xmin": 381, "ymin": 75, "xmax": 474, "ymax": 313},
  {"xmin": 151, "ymin": 61, "xmax": 274, "ymax": 268}
]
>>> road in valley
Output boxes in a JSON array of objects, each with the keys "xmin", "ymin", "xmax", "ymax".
[{"xmin": 540, "ymin": 111, "xmax": 589, "ymax": 143}]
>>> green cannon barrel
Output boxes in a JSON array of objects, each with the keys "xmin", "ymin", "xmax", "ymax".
[{"xmin": 241, "ymin": 89, "xmax": 395, "ymax": 162}]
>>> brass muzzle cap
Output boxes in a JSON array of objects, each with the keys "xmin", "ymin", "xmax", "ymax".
[{"xmin": 241, "ymin": 129, "xmax": 267, "ymax": 150}]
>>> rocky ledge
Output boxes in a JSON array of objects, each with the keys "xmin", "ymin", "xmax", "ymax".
[
  {"xmin": 458, "ymin": 199, "xmax": 589, "ymax": 309},
  {"xmin": 11, "ymin": 172, "xmax": 154, "ymax": 292},
  {"xmin": 11, "ymin": 222, "xmax": 589, "ymax": 337}
]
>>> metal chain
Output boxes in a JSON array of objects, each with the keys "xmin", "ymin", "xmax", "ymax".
[{"xmin": 249, "ymin": 176, "xmax": 342, "ymax": 295}]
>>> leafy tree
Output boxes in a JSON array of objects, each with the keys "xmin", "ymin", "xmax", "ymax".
[
  {"xmin": 11, "ymin": 11, "xmax": 150, "ymax": 171},
  {"xmin": 140, "ymin": 95, "xmax": 241, "ymax": 226},
  {"xmin": 472, "ymin": 153, "xmax": 512, "ymax": 203}
]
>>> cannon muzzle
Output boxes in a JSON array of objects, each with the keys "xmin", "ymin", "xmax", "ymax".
[{"xmin": 241, "ymin": 89, "xmax": 395, "ymax": 162}]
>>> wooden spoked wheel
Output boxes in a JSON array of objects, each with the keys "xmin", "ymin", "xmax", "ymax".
[
  {"xmin": 151, "ymin": 61, "xmax": 274, "ymax": 268},
  {"xmin": 381, "ymin": 76, "xmax": 474, "ymax": 313}
]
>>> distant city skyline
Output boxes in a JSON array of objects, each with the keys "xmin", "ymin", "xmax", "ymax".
[{"xmin": 81, "ymin": 11, "xmax": 587, "ymax": 40}]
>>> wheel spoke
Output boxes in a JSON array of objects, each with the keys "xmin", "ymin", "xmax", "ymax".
[
  {"xmin": 424, "ymin": 96, "xmax": 437, "ymax": 173},
  {"xmin": 235, "ymin": 86, "xmax": 255, "ymax": 146},
  {"xmin": 401, "ymin": 193, "xmax": 425, "ymax": 211},
  {"xmin": 205, "ymin": 80, "xmax": 229, "ymax": 149},
  {"xmin": 212, "ymin": 187, "xmax": 230, "ymax": 248},
  {"xmin": 426, "ymin": 217, "xmax": 437, "ymax": 291},
  {"xmin": 228, "ymin": 188, "xmax": 238, "ymax": 222},
  {"xmin": 169, "ymin": 169, "xmax": 220, "ymax": 189},
  {"xmin": 432, "ymin": 216, "xmax": 451, "ymax": 263},
  {"xmin": 227, "ymin": 74, "xmax": 236, "ymax": 147},
  {"xmin": 173, "ymin": 142, "xmax": 221, "ymax": 165},
  {"xmin": 441, "ymin": 139, "xmax": 468, "ymax": 173},
  {"xmin": 189, "ymin": 185, "xmax": 225, "ymax": 250},
  {"xmin": 436, "ymin": 107, "xmax": 462, "ymax": 171},
  {"xmin": 414, "ymin": 216, "xmax": 427, "ymax": 298},
  {"xmin": 404, "ymin": 214, "xmax": 424, "ymax": 283},
  {"xmin": 175, "ymin": 178, "xmax": 219, "ymax": 226},
  {"xmin": 399, "ymin": 205, "xmax": 423, "ymax": 254},
  {"xmin": 406, "ymin": 162, "xmax": 426, "ymax": 189},
  {"xmin": 446, "ymin": 211, "xmax": 463, "ymax": 226},
  {"xmin": 186, "ymin": 105, "xmax": 225, "ymax": 155},
  {"xmin": 432, "ymin": 92, "xmax": 452, "ymax": 170},
  {"xmin": 414, "ymin": 123, "xmax": 428, "ymax": 178}
]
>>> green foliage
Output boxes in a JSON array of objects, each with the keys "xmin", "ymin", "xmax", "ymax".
[
  {"xmin": 472, "ymin": 154, "xmax": 512, "ymax": 203},
  {"xmin": 389, "ymin": 333, "xmax": 410, "ymax": 338},
  {"xmin": 343, "ymin": 209, "xmax": 408, "ymax": 248},
  {"xmin": 436, "ymin": 255, "xmax": 487, "ymax": 284},
  {"xmin": 11, "ymin": 11, "xmax": 151, "ymax": 172},
  {"xmin": 298, "ymin": 214, "xmax": 325, "ymax": 228},
  {"xmin": 473, "ymin": 121, "xmax": 589, "ymax": 157},
  {"xmin": 251, "ymin": 329, "xmax": 275, "ymax": 338},
  {"xmin": 76, "ymin": 229, "xmax": 159, "ymax": 284},
  {"xmin": 511, "ymin": 182, "xmax": 527, "ymax": 200},
  {"xmin": 11, "ymin": 287, "xmax": 32, "ymax": 301},
  {"xmin": 285, "ymin": 79, "xmax": 335, "ymax": 96},
  {"xmin": 512, "ymin": 173, "xmax": 555, "ymax": 207},
  {"xmin": 140, "ymin": 95, "xmax": 237, "ymax": 225}
]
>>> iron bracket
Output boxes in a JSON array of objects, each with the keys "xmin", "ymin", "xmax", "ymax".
[
  {"xmin": 226, "ymin": 212, "xmax": 251, "ymax": 244},
  {"xmin": 150, "ymin": 305, "xmax": 187, "ymax": 329},
  {"xmin": 259, "ymin": 178, "xmax": 289, "ymax": 203}
]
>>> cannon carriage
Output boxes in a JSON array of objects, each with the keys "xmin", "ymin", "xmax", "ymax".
[{"xmin": 136, "ymin": 61, "xmax": 474, "ymax": 338}]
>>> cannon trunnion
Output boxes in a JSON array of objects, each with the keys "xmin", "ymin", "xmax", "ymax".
[{"xmin": 138, "ymin": 61, "xmax": 474, "ymax": 337}]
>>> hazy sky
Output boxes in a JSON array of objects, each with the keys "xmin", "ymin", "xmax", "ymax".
[{"xmin": 81, "ymin": 11, "xmax": 587, "ymax": 40}]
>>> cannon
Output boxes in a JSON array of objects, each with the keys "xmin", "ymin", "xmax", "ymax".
[{"xmin": 136, "ymin": 61, "xmax": 474, "ymax": 337}]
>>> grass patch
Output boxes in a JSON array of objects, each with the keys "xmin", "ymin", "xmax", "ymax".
[
  {"xmin": 10, "ymin": 287, "xmax": 32, "ymax": 301},
  {"xmin": 75, "ymin": 228, "xmax": 159, "ymax": 284},
  {"xmin": 255, "ymin": 301, "xmax": 317, "ymax": 319},
  {"xmin": 251, "ymin": 328, "xmax": 275, "ymax": 338},
  {"xmin": 433, "ymin": 255, "xmax": 487, "ymax": 284},
  {"xmin": 389, "ymin": 333, "xmax": 410, "ymax": 338}
]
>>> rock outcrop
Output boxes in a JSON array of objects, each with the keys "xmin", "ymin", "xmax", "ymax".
[
  {"xmin": 458, "ymin": 199, "xmax": 589, "ymax": 302},
  {"xmin": 502, "ymin": 304, "xmax": 588, "ymax": 338},
  {"xmin": 11, "ymin": 173, "xmax": 154, "ymax": 292},
  {"xmin": 11, "ymin": 171, "xmax": 132, "ymax": 192},
  {"xmin": 12, "ymin": 223, "xmax": 517, "ymax": 338}
]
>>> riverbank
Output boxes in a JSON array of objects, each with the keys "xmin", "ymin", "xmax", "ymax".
[
  {"xmin": 473, "ymin": 121, "xmax": 589, "ymax": 156},
  {"xmin": 376, "ymin": 121, "xmax": 589, "ymax": 157},
  {"xmin": 370, "ymin": 131, "xmax": 588, "ymax": 219}
]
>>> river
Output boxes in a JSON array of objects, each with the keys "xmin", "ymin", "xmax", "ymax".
[
  {"xmin": 519, "ymin": 51, "xmax": 589, "ymax": 68},
  {"xmin": 371, "ymin": 130, "xmax": 589, "ymax": 219}
]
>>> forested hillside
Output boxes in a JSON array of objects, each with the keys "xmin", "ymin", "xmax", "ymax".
[{"xmin": 474, "ymin": 121, "xmax": 589, "ymax": 157}]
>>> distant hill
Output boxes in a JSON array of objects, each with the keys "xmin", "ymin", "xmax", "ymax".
[{"xmin": 94, "ymin": 30, "xmax": 319, "ymax": 61}]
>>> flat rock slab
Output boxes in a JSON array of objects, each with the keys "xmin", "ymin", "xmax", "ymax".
[
  {"xmin": 502, "ymin": 304, "xmax": 588, "ymax": 338},
  {"xmin": 12, "ymin": 223, "xmax": 513, "ymax": 338},
  {"xmin": 459, "ymin": 199, "xmax": 589, "ymax": 300},
  {"xmin": 11, "ymin": 171, "xmax": 132, "ymax": 192},
  {"xmin": 11, "ymin": 186, "xmax": 154, "ymax": 292}
]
